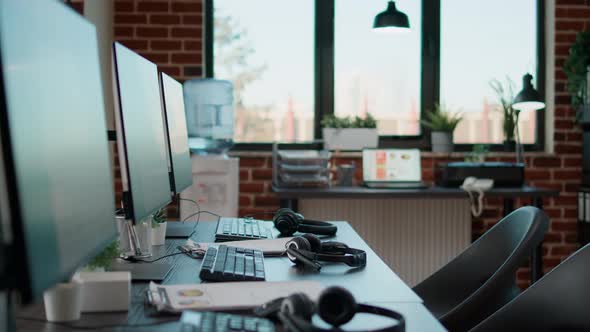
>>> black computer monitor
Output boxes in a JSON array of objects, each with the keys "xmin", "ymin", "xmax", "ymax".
[
  {"xmin": 159, "ymin": 73, "xmax": 192, "ymax": 195},
  {"xmin": 112, "ymin": 42, "xmax": 171, "ymax": 224},
  {"xmin": 0, "ymin": 1, "xmax": 117, "ymax": 303}
]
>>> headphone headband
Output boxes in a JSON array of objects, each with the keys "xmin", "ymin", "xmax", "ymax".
[
  {"xmin": 297, "ymin": 219, "xmax": 338, "ymax": 236},
  {"xmin": 273, "ymin": 208, "xmax": 337, "ymax": 236},
  {"xmin": 262, "ymin": 287, "xmax": 405, "ymax": 332},
  {"xmin": 285, "ymin": 235, "xmax": 367, "ymax": 270}
]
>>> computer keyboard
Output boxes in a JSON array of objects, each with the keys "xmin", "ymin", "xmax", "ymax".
[
  {"xmin": 215, "ymin": 217, "xmax": 271, "ymax": 241},
  {"xmin": 180, "ymin": 311, "xmax": 275, "ymax": 332},
  {"xmin": 199, "ymin": 245, "xmax": 265, "ymax": 282}
]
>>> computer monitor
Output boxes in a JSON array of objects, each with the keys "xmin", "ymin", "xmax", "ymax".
[
  {"xmin": 112, "ymin": 42, "xmax": 171, "ymax": 224},
  {"xmin": 0, "ymin": 1, "xmax": 117, "ymax": 303},
  {"xmin": 159, "ymin": 72, "xmax": 192, "ymax": 195}
]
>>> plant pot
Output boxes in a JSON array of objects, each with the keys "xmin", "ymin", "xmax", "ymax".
[
  {"xmin": 151, "ymin": 222, "xmax": 167, "ymax": 246},
  {"xmin": 503, "ymin": 140, "xmax": 516, "ymax": 152},
  {"xmin": 322, "ymin": 128, "xmax": 378, "ymax": 151},
  {"xmin": 43, "ymin": 281, "xmax": 83, "ymax": 322},
  {"xmin": 73, "ymin": 271, "xmax": 131, "ymax": 313},
  {"xmin": 431, "ymin": 131, "xmax": 454, "ymax": 153}
]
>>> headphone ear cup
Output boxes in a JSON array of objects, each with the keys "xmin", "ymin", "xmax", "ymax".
[
  {"xmin": 301, "ymin": 234, "xmax": 322, "ymax": 252},
  {"xmin": 281, "ymin": 293, "xmax": 315, "ymax": 321},
  {"xmin": 317, "ymin": 286, "xmax": 357, "ymax": 327},
  {"xmin": 274, "ymin": 208, "xmax": 299, "ymax": 236},
  {"xmin": 285, "ymin": 237, "xmax": 312, "ymax": 264}
]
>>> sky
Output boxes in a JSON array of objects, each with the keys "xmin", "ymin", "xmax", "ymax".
[{"xmin": 213, "ymin": 0, "xmax": 537, "ymax": 116}]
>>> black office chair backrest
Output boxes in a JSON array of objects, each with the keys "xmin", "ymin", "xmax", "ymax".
[
  {"xmin": 413, "ymin": 206, "xmax": 549, "ymax": 332},
  {"xmin": 470, "ymin": 243, "xmax": 590, "ymax": 332}
]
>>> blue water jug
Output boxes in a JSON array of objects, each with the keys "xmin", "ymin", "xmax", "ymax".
[{"xmin": 183, "ymin": 79, "xmax": 234, "ymax": 154}]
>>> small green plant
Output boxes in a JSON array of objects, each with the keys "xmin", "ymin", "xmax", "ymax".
[
  {"xmin": 563, "ymin": 30, "xmax": 590, "ymax": 110},
  {"xmin": 465, "ymin": 144, "xmax": 490, "ymax": 163},
  {"xmin": 420, "ymin": 104, "xmax": 462, "ymax": 132},
  {"xmin": 152, "ymin": 208, "xmax": 166, "ymax": 228},
  {"xmin": 86, "ymin": 240, "xmax": 120, "ymax": 271},
  {"xmin": 321, "ymin": 113, "xmax": 377, "ymax": 129},
  {"xmin": 489, "ymin": 78, "xmax": 518, "ymax": 142}
]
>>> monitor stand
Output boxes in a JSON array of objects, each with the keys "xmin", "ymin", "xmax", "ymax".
[
  {"xmin": 166, "ymin": 222, "xmax": 196, "ymax": 238},
  {"xmin": 114, "ymin": 219, "xmax": 172, "ymax": 281},
  {"xmin": 108, "ymin": 262, "xmax": 172, "ymax": 281}
]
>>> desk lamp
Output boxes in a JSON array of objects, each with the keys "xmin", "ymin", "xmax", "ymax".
[
  {"xmin": 373, "ymin": 1, "xmax": 410, "ymax": 34},
  {"xmin": 512, "ymin": 73, "xmax": 545, "ymax": 165}
]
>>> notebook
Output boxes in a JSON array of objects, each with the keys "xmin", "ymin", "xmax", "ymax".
[
  {"xmin": 147, "ymin": 280, "xmax": 323, "ymax": 312},
  {"xmin": 362, "ymin": 149, "xmax": 427, "ymax": 189}
]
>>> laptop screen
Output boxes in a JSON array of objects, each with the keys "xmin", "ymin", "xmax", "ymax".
[{"xmin": 362, "ymin": 149, "xmax": 422, "ymax": 182}]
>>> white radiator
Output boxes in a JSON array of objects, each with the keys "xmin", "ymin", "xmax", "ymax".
[{"xmin": 300, "ymin": 198, "xmax": 471, "ymax": 286}]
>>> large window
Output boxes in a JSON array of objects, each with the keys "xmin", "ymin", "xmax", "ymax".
[
  {"xmin": 440, "ymin": 0, "xmax": 538, "ymax": 144},
  {"xmin": 334, "ymin": 0, "xmax": 422, "ymax": 136},
  {"xmin": 208, "ymin": 0, "xmax": 544, "ymax": 149},
  {"xmin": 213, "ymin": 0, "xmax": 314, "ymax": 143}
]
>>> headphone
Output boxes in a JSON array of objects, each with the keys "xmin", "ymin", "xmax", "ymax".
[
  {"xmin": 285, "ymin": 234, "xmax": 366, "ymax": 270},
  {"xmin": 256, "ymin": 286, "xmax": 405, "ymax": 332},
  {"xmin": 273, "ymin": 208, "xmax": 338, "ymax": 236}
]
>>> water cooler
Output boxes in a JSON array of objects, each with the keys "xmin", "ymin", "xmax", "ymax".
[{"xmin": 180, "ymin": 79, "xmax": 239, "ymax": 219}]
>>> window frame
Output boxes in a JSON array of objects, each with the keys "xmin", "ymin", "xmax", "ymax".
[{"xmin": 205, "ymin": 0, "xmax": 546, "ymax": 152}]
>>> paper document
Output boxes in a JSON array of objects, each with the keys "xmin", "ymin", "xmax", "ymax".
[
  {"xmin": 185, "ymin": 237, "xmax": 293, "ymax": 257},
  {"xmin": 147, "ymin": 280, "xmax": 323, "ymax": 312}
]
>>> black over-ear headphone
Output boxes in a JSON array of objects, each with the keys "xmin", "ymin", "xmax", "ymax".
[
  {"xmin": 273, "ymin": 208, "xmax": 338, "ymax": 236},
  {"xmin": 256, "ymin": 286, "xmax": 405, "ymax": 332},
  {"xmin": 285, "ymin": 234, "xmax": 366, "ymax": 270}
]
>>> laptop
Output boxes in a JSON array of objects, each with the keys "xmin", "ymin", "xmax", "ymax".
[{"xmin": 362, "ymin": 149, "xmax": 427, "ymax": 189}]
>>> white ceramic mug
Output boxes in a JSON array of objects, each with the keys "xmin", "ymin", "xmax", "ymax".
[{"xmin": 43, "ymin": 281, "xmax": 82, "ymax": 322}]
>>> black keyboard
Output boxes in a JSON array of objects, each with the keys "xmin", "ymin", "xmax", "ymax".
[
  {"xmin": 180, "ymin": 311, "xmax": 275, "ymax": 332},
  {"xmin": 199, "ymin": 245, "xmax": 265, "ymax": 282},
  {"xmin": 215, "ymin": 217, "xmax": 270, "ymax": 241}
]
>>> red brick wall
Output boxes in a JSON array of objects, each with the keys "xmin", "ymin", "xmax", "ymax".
[
  {"xmin": 113, "ymin": 0, "xmax": 204, "ymax": 81},
  {"xmin": 82, "ymin": 0, "xmax": 586, "ymax": 286}
]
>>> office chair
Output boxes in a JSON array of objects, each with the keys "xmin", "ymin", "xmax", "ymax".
[
  {"xmin": 469, "ymin": 243, "xmax": 590, "ymax": 332},
  {"xmin": 413, "ymin": 206, "xmax": 549, "ymax": 332}
]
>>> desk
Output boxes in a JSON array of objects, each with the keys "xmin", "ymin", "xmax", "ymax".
[
  {"xmin": 16, "ymin": 221, "xmax": 445, "ymax": 331},
  {"xmin": 273, "ymin": 185, "xmax": 559, "ymax": 283}
]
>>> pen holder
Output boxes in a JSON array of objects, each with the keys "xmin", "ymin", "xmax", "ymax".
[
  {"xmin": 43, "ymin": 281, "xmax": 82, "ymax": 322},
  {"xmin": 117, "ymin": 216, "xmax": 152, "ymax": 257},
  {"xmin": 337, "ymin": 163, "xmax": 356, "ymax": 187}
]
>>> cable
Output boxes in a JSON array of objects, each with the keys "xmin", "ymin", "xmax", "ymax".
[
  {"xmin": 16, "ymin": 316, "xmax": 177, "ymax": 330},
  {"xmin": 179, "ymin": 197, "xmax": 199, "ymax": 207},
  {"xmin": 464, "ymin": 188, "xmax": 485, "ymax": 217},
  {"xmin": 182, "ymin": 210, "xmax": 221, "ymax": 223},
  {"xmin": 119, "ymin": 251, "xmax": 186, "ymax": 263},
  {"xmin": 179, "ymin": 197, "xmax": 201, "ymax": 225}
]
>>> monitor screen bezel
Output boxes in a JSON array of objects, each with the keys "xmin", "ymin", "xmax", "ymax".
[
  {"xmin": 158, "ymin": 72, "xmax": 193, "ymax": 196},
  {"xmin": 111, "ymin": 42, "xmax": 172, "ymax": 223}
]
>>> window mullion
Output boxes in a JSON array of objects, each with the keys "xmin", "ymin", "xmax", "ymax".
[
  {"xmin": 421, "ymin": 0, "xmax": 440, "ymax": 149},
  {"xmin": 314, "ymin": 0, "xmax": 335, "ymax": 140}
]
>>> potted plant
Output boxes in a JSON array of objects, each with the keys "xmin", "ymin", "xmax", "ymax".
[
  {"xmin": 563, "ymin": 30, "xmax": 590, "ymax": 121},
  {"xmin": 465, "ymin": 144, "xmax": 490, "ymax": 163},
  {"xmin": 321, "ymin": 113, "xmax": 378, "ymax": 150},
  {"xmin": 151, "ymin": 208, "xmax": 167, "ymax": 246},
  {"xmin": 489, "ymin": 78, "xmax": 519, "ymax": 151},
  {"xmin": 421, "ymin": 104, "xmax": 462, "ymax": 153},
  {"xmin": 84, "ymin": 240, "xmax": 121, "ymax": 272}
]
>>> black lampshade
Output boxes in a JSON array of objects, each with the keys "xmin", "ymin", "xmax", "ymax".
[
  {"xmin": 512, "ymin": 73, "xmax": 545, "ymax": 111},
  {"xmin": 373, "ymin": 1, "xmax": 410, "ymax": 32}
]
